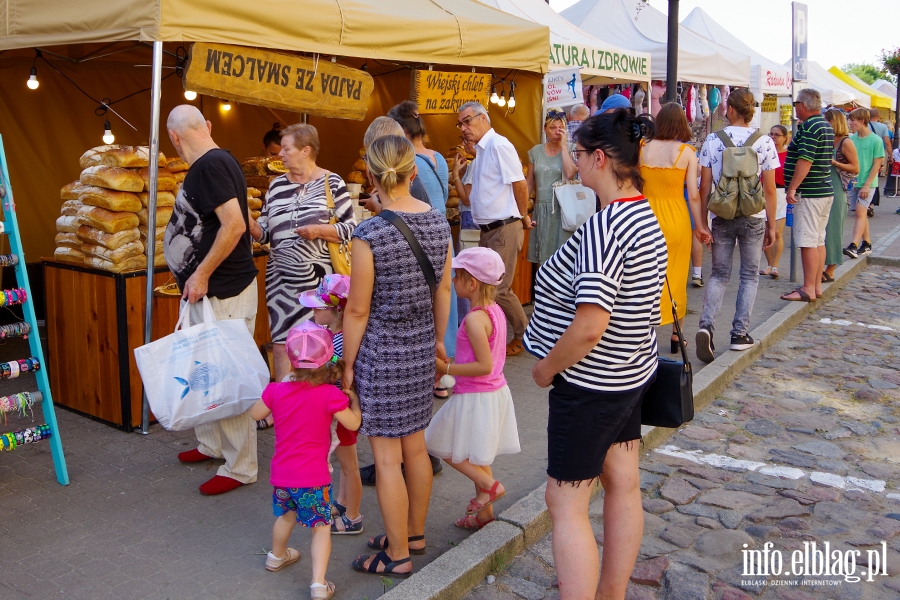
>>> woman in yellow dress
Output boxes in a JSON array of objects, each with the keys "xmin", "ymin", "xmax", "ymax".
[{"xmin": 640, "ymin": 103, "xmax": 711, "ymax": 352}]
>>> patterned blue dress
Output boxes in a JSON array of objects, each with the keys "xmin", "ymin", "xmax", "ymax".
[{"xmin": 352, "ymin": 209, "xmax": 451, "ymax": 438}]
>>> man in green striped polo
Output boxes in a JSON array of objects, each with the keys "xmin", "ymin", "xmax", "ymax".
[{"xmin": 782, "ymin": 88, "xmax": 834, "ymax": 303}]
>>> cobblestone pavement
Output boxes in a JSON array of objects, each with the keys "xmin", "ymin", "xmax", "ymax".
[{"xmin": 465, "ymin": 265, "xmax": 900, "ymax": 600}]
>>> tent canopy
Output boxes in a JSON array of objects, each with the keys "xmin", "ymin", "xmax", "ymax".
[
  {"xmin": 561, "ymin": 0, "xmax": 749, "ymax": 86},
  {"xmin": 478, "ymin": 0, "xmax": 650, "ymax": 84},
  {"xmin": 0, "ymin": 0, "xmax": 549, "ymax": 72},
  {"xmin": 681, "ymin": 7, "xmax": 790, "ymax": 97},
  {"xmin": 872, "ymin": 79, "xmax": 898, "ymax": 111},
  {"xmin": 828, "ymin": 67, "xmax": 894, "ymax": 110},
  {"xmin": 791, "ymin": 61, "xmax": 866, "ymax": 108}
]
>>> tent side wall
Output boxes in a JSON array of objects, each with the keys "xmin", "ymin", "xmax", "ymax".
[{"xmin": 0, "ymin": 57, "xmax": 542, "ymax": 260}]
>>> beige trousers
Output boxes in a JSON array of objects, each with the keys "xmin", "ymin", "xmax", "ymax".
[
  {"xmin": 479, "ymin": 220, "xmax": 528, "ymax": 340},
  {"xmin": 183, "ymin": 280, "xmax": 259, "ymax": 483}
]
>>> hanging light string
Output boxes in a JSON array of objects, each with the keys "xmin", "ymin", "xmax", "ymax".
[
  {"xmin": 0, "ymin": 424, "xmax": 51, "ymax": 450},
  {"xmin": 33, "ymin": 51, "xmax": 179, "ymax": 132}
]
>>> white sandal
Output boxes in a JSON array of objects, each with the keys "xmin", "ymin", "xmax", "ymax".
[{"xmin": 311, "ymin": 581, "xmax": 335, "ymax": 600}]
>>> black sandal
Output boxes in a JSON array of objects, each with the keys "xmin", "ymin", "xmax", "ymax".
[
  {"xmin": 368, "ymin": 533, "xmax": 426, "ymax": 555},
  {"xmin": 821, "ymin": 273, "xmax": 835, "ymax": 283},
  {"xmin": 351, "ymin": 551, "xmax": 413, "ymax": 577}
]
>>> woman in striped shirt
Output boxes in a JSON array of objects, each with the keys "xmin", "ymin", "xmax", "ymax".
[{"xmin": 524, "ymin": 111, "xmax": 667, "ymax": 600}]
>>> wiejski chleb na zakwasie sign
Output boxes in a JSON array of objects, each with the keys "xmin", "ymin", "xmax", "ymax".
[
  {"xmin": 413, "ymin": 70, "xmax": 491, "ymax": 114},
  {"xmin": 183, "ymin": 42, "xmax": 374, "ymax": 120}
]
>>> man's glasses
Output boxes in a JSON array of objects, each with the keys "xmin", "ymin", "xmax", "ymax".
[{"xmin": 456, "ymin": 114, "xmax": 481, "ymax": 129}]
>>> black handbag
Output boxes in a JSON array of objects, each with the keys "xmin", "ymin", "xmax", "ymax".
[{"xmin": 641, "ymin": 277, "xmax": 694, "ymax": 428}]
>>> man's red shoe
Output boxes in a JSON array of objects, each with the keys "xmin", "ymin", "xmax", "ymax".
[
  {"xmin": 199, "ymin": 475, "xmax": 244, "ymax": 495},
  {"xmin": 177, "ymin": 448, "xmax": 214, "ymax": 463}
]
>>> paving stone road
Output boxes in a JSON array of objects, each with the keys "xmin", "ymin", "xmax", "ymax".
[{"xmin": 466, "ymin": 265, "xmax": 900, "ymax": 600}]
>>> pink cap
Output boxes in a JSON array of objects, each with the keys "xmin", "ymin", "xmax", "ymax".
[
  {"xmin": 451, "ymin": 247, "xmax": 505, "ymax": 286},
  {"xmin": 298, "ymin": 274, "xmax": 351, "ymax": 309},
  {"xmin": 285, "ymin": 321, "xmax": 335, "ymax": 369}
]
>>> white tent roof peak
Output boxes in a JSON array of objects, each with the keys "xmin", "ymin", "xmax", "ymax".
[
  {"xmin": 681, "ymin": 7, "xmax": 791, "ymax": 96},
  {"xmin": 478, "ymin": 0, "xmax": 651, "ymax": 83},
  {"xmin": 561, "ymin": 0, "xmax": 750, "ymax": 86}
]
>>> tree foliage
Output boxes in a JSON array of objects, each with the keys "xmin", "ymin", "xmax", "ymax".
[{"xmin": 841, "ymin": 62, "xmax": 890, "ymax": 85}]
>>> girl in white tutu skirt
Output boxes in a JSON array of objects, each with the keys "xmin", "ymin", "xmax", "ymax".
[{"xmin": 426, "ymin": 247, "xmax": 520, "ymax": 530}]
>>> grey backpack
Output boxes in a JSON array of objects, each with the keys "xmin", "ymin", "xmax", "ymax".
[{"xmin": 707, "ymin": 130, "xmax": 765, "ymax": 219}]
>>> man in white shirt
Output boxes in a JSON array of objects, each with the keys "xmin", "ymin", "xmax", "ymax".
[
  {"xmin": 695, "ymin": 89, "xmax": 778, "ymax": 363},
  {"xmin": 457, "ymin": 101, "xmax": 531, "ymax": 356}
]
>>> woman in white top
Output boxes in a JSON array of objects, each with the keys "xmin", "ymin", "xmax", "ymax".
[{"xmin": 524, "ymin": 111, "xmax": 667, "ymax": 600}]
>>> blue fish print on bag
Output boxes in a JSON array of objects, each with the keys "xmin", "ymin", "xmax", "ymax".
[{"xmin": 174, "ymin": 361, "xmax": 227, "ymax": 399}]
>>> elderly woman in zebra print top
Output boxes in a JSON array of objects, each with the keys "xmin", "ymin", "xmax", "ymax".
[{"xmin": 249, "ymin": 123, "xmax": 356, "ymax": 383}]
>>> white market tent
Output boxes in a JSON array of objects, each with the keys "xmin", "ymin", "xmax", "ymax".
[
  {"xmin": 478, "ymin": 0, "xmax": 651, "ymax": 84},
  {"xmin": 560, "ymin": 0, "xmax": 750, "ymax": 86},
  {"xmin": 793, "ymin": 60, "xmax": 868, "ymax": 108},
  {"xmin": 681, "ymin": 7, "xmax": 790, "ymax": 98},
  {"xmin": 872, "ymin": 79, "xmax": 898, "ymax": 111}
]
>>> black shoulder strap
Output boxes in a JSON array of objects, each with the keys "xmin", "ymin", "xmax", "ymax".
[
  {"xmin": 416, "ymin": 154, "xmax": 448, "ymax": 201},
  {"xmin": 378, "ymin": 210, "xmax": 438, "ymax": 298}
]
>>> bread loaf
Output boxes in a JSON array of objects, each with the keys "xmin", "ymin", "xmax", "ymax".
[
  {"xmin": 79, "ymin": 186, "xmax": 141, "ymax": 212},
  {"xmin": 80, "ymin": 166, "xmax": 144, "ymax": 192},
  {"xmin": 347, "ymin": 171, "xmax": 367, "ymax": 185},
  {"xmin": 250, "ymin": 209, "xmax": 262, "ymax": 220},
  {"xmin": 54, "ymin": 247, "xmax": 87, "ymax": 264},
  {"xmin": 137, "ymin": 167, "xmax": 177, "ymax": 192},
  {"xmin": 137, "ymin": 206, "xmax": 174, "ymax": 227},
  {"xmin": 99, "ymin": 146, "xmax": 166, "ymax": 169},
  {"xmin": 79, "ymin": 145, "xmax": 122, "ymax": 169},
  {"xmin": 85, "ymin": 254, "xmax": 146, "ymax": 273},
  {"xmin": 154, "ymin": 253, "xmax": 167, "ymax": 267},
  {"xmin": 81, "ymin": 240, "xmax": 144, "ymax": 264},
  {"xmin": 137, "ymin": 191, "xmax": 175, "ymax": 208},
  {"xmin": 61, "ymin": 181, "xmax": 88, "ymax": 200},
  {"xmin": 77, "ymin": 205, "xmax": 140, "ymax": 233},
  {"xmin": 55, "ymin": 232, "xmax": 82, "ymax": 249},
  {"xmin": 352, "ymin": 158, "xmax": 367, "ymax": 172},
  {"xmin": 359, "ymin": 147, "xmax": 367, "ymax": 158},
  {"xmin": 60, "ymin": 200, "xmax": 84, "ymax": 217},
  {"xmin": 76, "ymin": 225, "xmax": 140, "ymax": 250},
  {"xmin": 247, "ymin": 187, "xmax": 262, "ymax": 198},
  {"xmin": 248, "ymin": 197, "xmax": 263, "ymax": 210},
  {"xmin": 140, "ymin": 226, "xmax": 167, "ymax": 242},
  {"xmin": 446, "ymin": 197, "xmax": 459, "ymax": 209},
  {"xmin": 56, "ymin": 215, "xmax": 81, "ymax": 233},
  {"xmin": 166, "ymin": 158, "xmax": 189, "ymax": 172},
  {"xmin": 173, "ymin": 171, "xmax": 187, "ymax": 183}
]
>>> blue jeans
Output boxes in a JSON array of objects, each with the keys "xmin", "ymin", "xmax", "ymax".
[{"xmin": 698, "ymin": 216, "xmax": 765, "ymax": 338}]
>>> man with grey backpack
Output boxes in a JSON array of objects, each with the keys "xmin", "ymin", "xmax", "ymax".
[{"xmin": 696, "ymin": 89, "xmax": 778, "ymax": 363}]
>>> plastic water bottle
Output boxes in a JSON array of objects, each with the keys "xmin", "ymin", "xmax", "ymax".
[{"xmin": 786, "ymin": 202, "xmax": 793, "ymax": 227}]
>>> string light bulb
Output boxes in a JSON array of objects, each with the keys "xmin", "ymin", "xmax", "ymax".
[
  {"xmin": 26, "ymin": 67, "xmax": 39, "ymax": 90},
  {"xmin": 221, "ymin": 101, "xmax": 232, "ymax": 111},
  {"xmin": 490, "ymin": 85, "xmax": 499, "ymax": 104},
  {"xmin": 498, "ymin": 90, "xmax": 507, "ymax": 108},
  {"xmin": 184, "ymin": 90, "xmax": 197, "ymax": 101},
  {"xmin": 102, "ymin": 120, "xmax": 115, "ymax": 144},
  {"xmin": 508, "ymin": 83, "xmax": 516, "ymax": 109}
]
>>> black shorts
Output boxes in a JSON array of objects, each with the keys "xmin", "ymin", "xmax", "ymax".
[{"xmin": 546, "ymin": 374, "xmax": 654, "ymax": 483}]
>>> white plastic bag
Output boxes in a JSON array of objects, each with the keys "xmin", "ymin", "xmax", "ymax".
[
  {"xmin": 134, "ymin": 298, "xmax": 269, "ymax": 431},
  {"xmin": 554, "ymin": 183, "xmax": 595, "ymax": 232}
]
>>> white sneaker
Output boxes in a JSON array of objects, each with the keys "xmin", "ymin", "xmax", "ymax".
[
  {"xmin": 265, "ymin": 548, "xmax": 300, "ymax": 571},
  {"xmin": 311, "ymin": 581, "xmax": 336, "ymax": 600}
]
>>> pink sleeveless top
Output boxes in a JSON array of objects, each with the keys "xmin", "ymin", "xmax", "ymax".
[{"xmin": 453, "ymin": 303, "xmax": 507, "ymax": 394}]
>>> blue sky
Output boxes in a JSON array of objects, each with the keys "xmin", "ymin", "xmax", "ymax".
[{"xmin": 548, "ymin": 0, "xmax": 898, "ymax": 73}]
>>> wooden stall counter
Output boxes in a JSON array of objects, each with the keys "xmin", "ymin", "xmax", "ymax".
[{"xmin": 43, "ymin": 254, "xmax": 269, "ymax": 430}]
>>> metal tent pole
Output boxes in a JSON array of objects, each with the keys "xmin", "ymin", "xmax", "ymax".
[
  {"xmin": 139, "ymin": 41, "xmax": 163, "ymax": 435},
  {"xmin": 664, "ymin": 0, "xmax": 679, "ymax": 103}
]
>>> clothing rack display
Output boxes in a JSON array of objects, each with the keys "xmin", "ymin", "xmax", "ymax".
[{"xmin": 0, "ymin": 135, "xmax": 68, "ymax": 485}]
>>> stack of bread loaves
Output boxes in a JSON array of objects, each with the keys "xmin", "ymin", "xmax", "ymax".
[
  {"xmin": 241, "ymin": 156, "xmax": 286, "ymax": 190},
  {"xmin": 345, "ymin": 148, "xmax": 368, "ymax": 186},
  {"xmin": 53, "ymin": 146, "xmax": 176, "ymax": 273},
  {"xmin": 247, "ymin": 187, "xmax": 266, "ymax": 252}
]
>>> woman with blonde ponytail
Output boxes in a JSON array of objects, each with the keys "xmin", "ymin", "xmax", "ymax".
[{"xmin": 342, "ymin": 135, "xmax": 453, "ymax": 577}]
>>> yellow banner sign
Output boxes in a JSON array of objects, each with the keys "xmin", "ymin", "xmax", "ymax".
[
  {"xmin": 184, "ymin": 43, "xmax": 374, "ymax": 120},
  {"xmin": 412, "ymin": 70, "xmax": 491, "ymax": 114}
]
